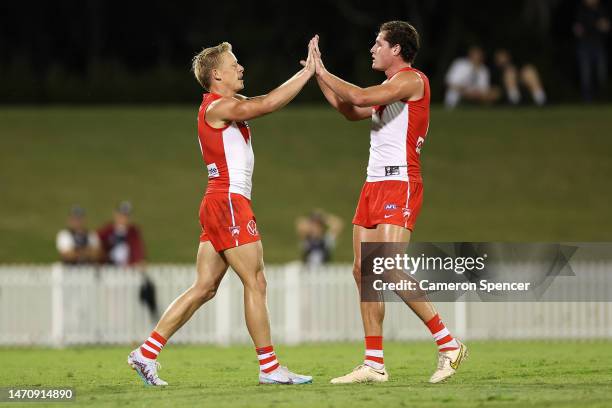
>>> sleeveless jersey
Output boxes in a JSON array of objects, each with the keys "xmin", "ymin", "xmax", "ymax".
[
  {"xmin": 366, "ymin": 67, "xmax": 430, "ymax": 184},
  {"xmin": 197, "ymin": 93, "xmax": 255, "ymax": 199}
]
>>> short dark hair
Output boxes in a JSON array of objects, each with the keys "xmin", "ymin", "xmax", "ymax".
[{"xmin": 379, "ymin": 21, "xmax": 420, "ymax": 63}]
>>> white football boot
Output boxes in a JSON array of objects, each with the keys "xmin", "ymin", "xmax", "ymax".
[
  {"xmin": 259, "ymin": 367, "xmax": 293, "ymax": 384},
  {"xmin": 429, "ymin": 341, "xmax": 469, "ymax": 384},
  {"xmin": 330, "ymin": 364, "xmax": 389, "ymax": 384},
  {"xmin": 280, "ymin": 366, "xmax": 313, "ymax": 384},
  {"xmin": 127, "ymin": 348, "xmax": 168, "ymax": 386},
  {"xmin": 259, "ymin": 366, "xmax": 312, "ymax": 384}
]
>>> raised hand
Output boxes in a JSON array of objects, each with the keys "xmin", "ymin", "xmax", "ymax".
[
  {"xmin": 300, "ymin": 36, "xmax": 317, "ymax": 76},
  {"xmin": 311, "ymin": 35, "xmax": 325, "ymax": 75}
]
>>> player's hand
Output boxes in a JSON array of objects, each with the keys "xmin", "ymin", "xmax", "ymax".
[
  {"xmin": 312, "ymin": 35, "xmax": 325, "ymax": 76},
  {"xmin": 300, "ymin": 36, "xmax": 317, "ymax": 77}
]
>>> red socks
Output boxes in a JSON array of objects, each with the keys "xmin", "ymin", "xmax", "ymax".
[
  {"xmin": 140, "ymin": 330, "xmax": 167, "ymax": 360},
  {"xmin": 256, "ymin": 345, "xmax": 280, "ymax": 373},
  {"xmin": 426, "ymin": 314, "xmax": 459, "ymax": 352},
  {"xmin": 363, "ymin": 336, "xmax": 384, "ymax": 370}
]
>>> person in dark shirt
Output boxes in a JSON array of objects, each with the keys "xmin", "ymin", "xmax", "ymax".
[
  {"xmin": 574, "ymin": 0, "xmax": 610, "ymax": 101},
  {"xmin": 98, "ymin": 201, "xmax": 158, "ymax": 320}
]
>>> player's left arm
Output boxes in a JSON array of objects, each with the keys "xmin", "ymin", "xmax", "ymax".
[{"xmin": 317, "ymin": 70, "xmax": 423, "ymax": 108}]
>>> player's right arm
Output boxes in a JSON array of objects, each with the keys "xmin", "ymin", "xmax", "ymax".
[{"xmin": 207, "ymin": 40, "xmax": 316, "ymax": 124}]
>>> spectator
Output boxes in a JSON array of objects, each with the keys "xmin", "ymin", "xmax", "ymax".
[
  {"xmin": 98, "ymin": 201, "xmax": 145, "ymax": 267},
  {"xmin": 98, "ymin": 201, "xmax": 159, "ymax": 320},
  {"xmin": 492, "ymin": 49, "xmax": 547, "ymax": 106},
  {"xmin": 56, "ymin": 205, "xmax": 101, "ymax": 265},
  {"xmin": 296, "ymin": 210, "xmax": 344, "ymax": 267},
  {"xmin": 444, "ymin": 46, "xmax": 501, "ymax": 109},
  {"xmin": 574, "ymin": 0, "xmax": 610, "ymax": 101}
]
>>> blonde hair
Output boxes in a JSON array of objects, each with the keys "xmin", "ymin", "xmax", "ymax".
[{"xmin": 192, "ymin": 42, "xmax": 232, "ymax": 90}]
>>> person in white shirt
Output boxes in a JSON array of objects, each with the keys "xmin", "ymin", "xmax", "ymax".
[
  {"xmin": 56, "ymin": 205, "xmax": 101, "ymax": 265},
  {"xmin": 444, "ymin": 46, "xmax": 500, "ymax": 109}
]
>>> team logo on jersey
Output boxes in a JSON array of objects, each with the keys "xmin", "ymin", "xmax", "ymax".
[
  {"xmin": 207, "ymin": 163, "xmax": 220, "ymax": 178},
  {"xmin": 229, "ymin": 225, "xmax": 241, "ymax": 237},
  {"xmin": 384, "ymin": 203, "xmax": 398, "ymax": 210},
  {"xmin": 247, "ymin": 220, "xmax": 258, "ymax": 236}
]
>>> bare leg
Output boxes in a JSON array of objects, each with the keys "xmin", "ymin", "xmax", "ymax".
[
  {"xmin": 154, "ymin": 241, "xmax": 229, "ymax": 339},
  {"xmin": 502, "ymin": 66, "xmax": 521, "ymax": 104},
  {"xmin": 520, "ymin": 65, "xmax": 546, "ymax": 105},
  {"xmin": 223, "ymin": 241, "xmax": 271, "ymax": 348},
  {"xmin": 374, "ymin": 224, "xmax": 437, "ymax": 323},
  {"xmin": 353, "ymin": 225, "xmax": 384, "ymax": 336}
]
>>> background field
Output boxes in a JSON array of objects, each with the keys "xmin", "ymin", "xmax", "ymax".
[
  {"xmin": 1, "ymin": 341, "xmax": 611, "ymax": 407},
  {"xmin": 1, "ymin": 105, "xmax": 612, "ymax": 263}
]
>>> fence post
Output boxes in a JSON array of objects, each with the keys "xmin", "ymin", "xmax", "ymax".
[
  {"xmin": 214, "ymin": 272, "xmax": 232, "ymax": 345},
  {"xmin": 51, "ymin": 263, "xmax": 64, "ymax": 348},
  {"xmin": 454, "ymin": 296, "xmax": 467, "ymax": 340},
  {"xmin": 284, "ymin": 263, "xmax": 301, "ymax": 345}
]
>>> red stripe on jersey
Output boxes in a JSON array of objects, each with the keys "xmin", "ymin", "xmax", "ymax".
[
  {"xmin": 198, "ymin": 93, "xmax": 230, "ymax": 195},
  {"xmin": 399, "ymin": 67, "xmax": 430, "ymax": 184}
]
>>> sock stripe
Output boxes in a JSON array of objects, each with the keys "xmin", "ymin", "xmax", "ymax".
[
  {"xmin": 256, "ymin": 345, "xmax": 279, "ymax": 374},
  {"xmin": 436, "ymin": 334, "xmax": 453, "ymax": 346},
  {"xmin": 365, "ymin": 349, "xmax": 384, "ymax": 358},
  {"xmin": 365, "ymin": 356, "xmax": 384, "ymax": 364},
  {"xmin": 256, "ymin": 346, "xmax": 274, "ymax": 355},
  {"xmin": 260, "ymin": 359, "xmax": 279, "ymax": 372},
  {"xmin": 141, "ymin": 343, "xmax": 159, "ymax": 356},
  {"xmin": 259, "ymin": 356, "xmax": 277, "ymax": 366},
  {"xmin": 147, "ymin": 337, "xmax": 163, "ymax": 349},
  {"xmin": 426, "ymin": 314, "xmax": 459, "ymax": 351},
  {"xmin": 145, "ymin": 340, "xmax": 161, "ymax": 352},
  {"xmin": 257, "ymin": 351, "xmax": 275, "ymax": 360},
  {"xmin": 433, "ymin": 328, "xmax": 450, "ymax": 342},
  {"xmin": 150, "ymin": 331, "xmax": 167, "ymax": 346}
]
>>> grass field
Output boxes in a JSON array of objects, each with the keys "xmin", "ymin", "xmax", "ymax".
[
  {"xmin": 1, "ymin": 341, "xmax": 611, "ymax": 407},
  {"xmin": 1, "ymin": 105, "xmax": 612, "ymax": 263}
]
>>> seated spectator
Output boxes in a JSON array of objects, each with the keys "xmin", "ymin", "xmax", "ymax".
[
  {"xmin": 56, "ymin": 205, "xmax": 101, "ymax": 265},
  {"xmin": 98, "ymin": 201, "xmax": 145, "ymax": 267},
  {"xmin": 296, "ymin": 210, "xmax": 344, "ymax": 267},
  {"xmin": 445, "ymin": 46, "xmax": 501, "ymax": 109},
  {"xmin": 492, "ymin": 49, "xmax": 546, "ymax": 106}
]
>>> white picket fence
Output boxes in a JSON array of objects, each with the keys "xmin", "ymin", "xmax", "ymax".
[{"xmin": 0, "ymin": 263, "xmax": 611, "ymax": 346}]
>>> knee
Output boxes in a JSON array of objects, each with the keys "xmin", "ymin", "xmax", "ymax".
[
  {"xmin": 192, "ymin": 280, "xmax": 220, "ymax": 304},
  {"xmin": 520, "ymin": 65, "xmax": 538, "ymax": 84},
  {"xmin": 247, "ymin": 262, "xmax": 267, "ymax": 297}
]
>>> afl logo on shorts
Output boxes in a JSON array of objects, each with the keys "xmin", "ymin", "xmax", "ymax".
[
  {"xmin": 229, "ymin": 226, "xmax": 241, "ymax": 237},
  {"xmin": 247, "ymin": 220, "xmax": 258, "ymax": 236},
  {"xmin": 402, "ymin": 208, "xmax": 411, "ymax": 218}
]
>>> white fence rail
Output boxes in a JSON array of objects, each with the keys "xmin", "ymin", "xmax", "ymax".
[{"xmin": 1, "ymin": 263, "xmax": 611, "ymax": 346}]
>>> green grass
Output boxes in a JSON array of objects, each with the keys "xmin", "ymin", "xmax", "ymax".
[
  {"xmin": 1, "ymin": 105, "xmax": 611, "ymax": 263},
  {"xmin": 1, "ymin": 341, "xmax": 610, "ymax": 407}
]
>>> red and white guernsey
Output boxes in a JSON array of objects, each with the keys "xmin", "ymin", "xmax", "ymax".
[
  {"xmin": 367, "ymin": 67, "xmax": 430, "ymax": 184},
  {"xmin": 197, "ymin": 93, "xmax": 254, "ymax": 199}
]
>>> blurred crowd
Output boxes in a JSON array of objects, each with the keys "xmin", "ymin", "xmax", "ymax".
[
  {"xmin": 444, "ymin": 0, "xmax": 609, "ymax": 109},
  {"xmin": 56, "ymin": 201, "xmax": 158, "ymax": 320}
]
